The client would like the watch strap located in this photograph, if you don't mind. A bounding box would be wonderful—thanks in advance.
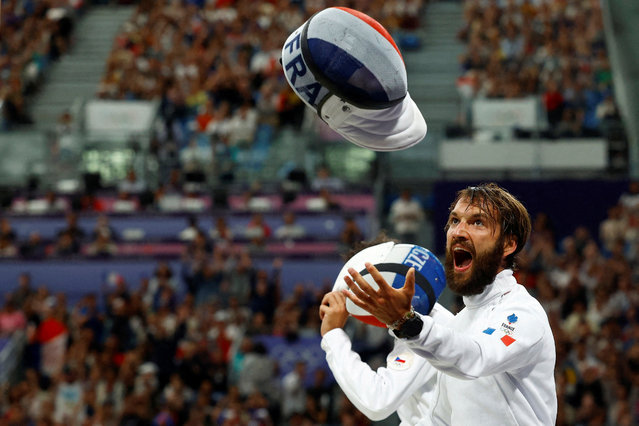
[387,306,416,330]
[392,314,424,339]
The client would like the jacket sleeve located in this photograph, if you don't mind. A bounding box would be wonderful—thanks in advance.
[429,302,454,324]
[321,328,436,421]
[404,301,547,380]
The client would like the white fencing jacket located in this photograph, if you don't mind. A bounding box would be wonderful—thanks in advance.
[406,269,557,425]
[321,303,454,425]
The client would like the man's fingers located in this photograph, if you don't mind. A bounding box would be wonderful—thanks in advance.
[344,274,373,303]
[347,267,379,298]
[332,290,347,307]
[342,275,374,313]
[341,288,369,311]
[404,267,416,296]
[320,291,348,319]
[322,293,331,305]
[319,304,329,320]
[365,262,393,294]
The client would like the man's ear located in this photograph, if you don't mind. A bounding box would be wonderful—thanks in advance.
[503,237,517,258]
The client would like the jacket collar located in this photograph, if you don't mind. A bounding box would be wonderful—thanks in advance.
[463,269,517,308]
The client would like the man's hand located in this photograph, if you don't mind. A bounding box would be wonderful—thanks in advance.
[343,262,415,327]
[319,291,349,336]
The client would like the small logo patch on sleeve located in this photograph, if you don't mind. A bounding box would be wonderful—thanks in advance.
[483,327,496,335]
[387,351,414,371]
[501,335,516,346]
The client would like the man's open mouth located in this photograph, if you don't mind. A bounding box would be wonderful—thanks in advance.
[453,247,473,272]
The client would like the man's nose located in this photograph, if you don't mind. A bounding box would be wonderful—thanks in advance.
[451,221,470,238]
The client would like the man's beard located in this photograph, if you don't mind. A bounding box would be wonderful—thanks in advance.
[444,238,504,296]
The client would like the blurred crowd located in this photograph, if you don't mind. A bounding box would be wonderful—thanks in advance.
[0,0,81,130]
[0,164,370,260]
[96,0,426,185]
[0,246,389,425]
[0,206,365,260]
[4,183,639,424]
[510,182,639,426]
[456,0,619,138]
[1,0,425,135]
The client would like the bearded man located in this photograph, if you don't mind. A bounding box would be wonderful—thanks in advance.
[342,183,557,425]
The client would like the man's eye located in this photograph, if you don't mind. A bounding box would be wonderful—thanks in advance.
[474,219,483,226]
[450,218,459,225]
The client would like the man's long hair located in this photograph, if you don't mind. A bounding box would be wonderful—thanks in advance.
[446,183,531,270]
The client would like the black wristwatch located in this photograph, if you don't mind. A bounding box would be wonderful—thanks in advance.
[392,313,424,339]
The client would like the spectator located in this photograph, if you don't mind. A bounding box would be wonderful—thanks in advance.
[179,215,202,242]
[20,231,46,260]
[0,217,17,243]
[556,108,583,138]
[236,340,277,398]
[53,366,84,424]
[162,373,194,414]
[86,228,118,258]
[179,139,211,178]
[154,184,184,213]
[619,181,639,211]
[44,191,69,214]
[311,165,344,193]
[388,188,425,243]
[599,204,626,254]
[281,360,308,420]
[245,212,271,248]
[19,369,54,422]
[118,169,146,195]
[174,339,211,394]
[91,214,117,242]
[596,93,619,128]
[36,298,69,378]
[181,231,213,294]
[189,258,225,307]
[500,22,524,61]
[134,362,160,398]
[52,230,78,257]
[0,298,26,335]
[238,183,274,212]
[208,216,234,248]
[94,366,125,417]
[112,189,139,213]
[192,99,217,133]
[339,216,364,254]
[57,212,85,251]
[275,211,306,241]
[307,368,333,423]
[249,267,281,325]
[543,79,565,130]
[228,250,254,305]
[145,262,180,312]
[2,90,34,128]
[0,234,18,258]
[227,100,258,149]
[12,272,34,306]
[307,188,341,212]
